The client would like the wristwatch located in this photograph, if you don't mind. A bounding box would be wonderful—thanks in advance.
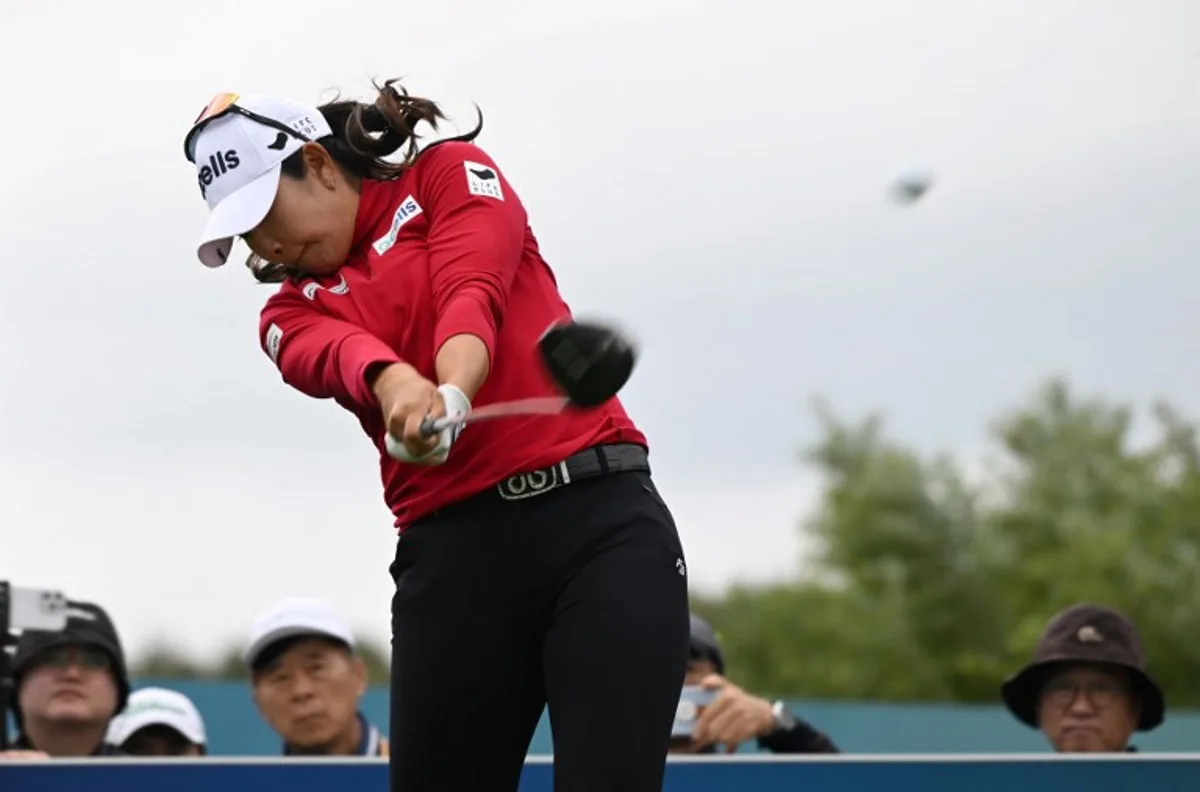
[771,700,797,733]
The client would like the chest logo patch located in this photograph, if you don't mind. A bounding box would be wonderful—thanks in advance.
[372,195,424,256]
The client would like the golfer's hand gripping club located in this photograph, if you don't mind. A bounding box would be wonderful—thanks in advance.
[419,414,459,437]
[384,384,471,464]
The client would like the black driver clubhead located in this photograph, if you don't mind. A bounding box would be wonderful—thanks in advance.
[537,319,637,408]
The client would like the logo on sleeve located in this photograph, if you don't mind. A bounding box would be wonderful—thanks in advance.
[464,161,504,201]
[372,195,424,255]
[264,323,283,364]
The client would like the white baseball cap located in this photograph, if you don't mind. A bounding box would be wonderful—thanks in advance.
[105,687,207,747]
[186,93,333,269]
[244,597,356,669]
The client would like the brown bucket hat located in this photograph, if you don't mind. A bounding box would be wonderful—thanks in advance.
[1001,603,1165,731]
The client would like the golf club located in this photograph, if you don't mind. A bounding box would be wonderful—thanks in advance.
[384,319,637,459]
[423,395,573,431]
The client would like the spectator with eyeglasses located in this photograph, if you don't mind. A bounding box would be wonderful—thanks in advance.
[1000,603,1165,753]
[2,602,129,758]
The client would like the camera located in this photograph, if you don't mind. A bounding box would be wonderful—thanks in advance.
[671,685,719,739]
[1,581,71,750]
[4,584,71,633]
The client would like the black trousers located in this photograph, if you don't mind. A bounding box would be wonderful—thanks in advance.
[387,453,690,792]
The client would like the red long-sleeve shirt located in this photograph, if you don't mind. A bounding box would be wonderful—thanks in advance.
[258,140,647,530]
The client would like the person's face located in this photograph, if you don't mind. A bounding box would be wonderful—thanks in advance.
[242,143,359,277]
[251,638,367,752]
[120,725,204,757]
[1038,663,1141,753]
[18,644,118,726]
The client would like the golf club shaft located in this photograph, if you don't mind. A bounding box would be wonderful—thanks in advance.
[419,396,570,436]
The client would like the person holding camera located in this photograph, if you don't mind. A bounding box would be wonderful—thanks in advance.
[2,602,128,759]
[671,616,838,755]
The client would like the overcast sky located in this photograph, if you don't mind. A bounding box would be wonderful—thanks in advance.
[3,0,1199,663]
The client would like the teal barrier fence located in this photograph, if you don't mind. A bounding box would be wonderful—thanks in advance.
[4,755,1199,792]
[115,679,1199,755]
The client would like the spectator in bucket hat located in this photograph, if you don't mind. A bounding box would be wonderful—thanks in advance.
[1001,603,1165,753]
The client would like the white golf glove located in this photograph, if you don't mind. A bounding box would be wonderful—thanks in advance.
[385,384,471,465]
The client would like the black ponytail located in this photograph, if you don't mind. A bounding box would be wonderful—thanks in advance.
[247,78,483,284]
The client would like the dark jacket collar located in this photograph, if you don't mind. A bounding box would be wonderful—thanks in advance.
[12,732,120,756]
[282,713,384,757]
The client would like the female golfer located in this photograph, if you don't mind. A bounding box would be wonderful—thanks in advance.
[182,83,690,791]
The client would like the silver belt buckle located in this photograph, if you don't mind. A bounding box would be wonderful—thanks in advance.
[497,461,572,501]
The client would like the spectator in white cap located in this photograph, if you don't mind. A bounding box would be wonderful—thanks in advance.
[104,687,207,756]
[246,597,388,757]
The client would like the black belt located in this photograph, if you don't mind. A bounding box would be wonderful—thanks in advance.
[496,443,649,501]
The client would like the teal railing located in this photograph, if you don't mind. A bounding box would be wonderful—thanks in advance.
[126,679,1199,756]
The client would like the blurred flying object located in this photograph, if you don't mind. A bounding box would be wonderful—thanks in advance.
[887,164,934,205]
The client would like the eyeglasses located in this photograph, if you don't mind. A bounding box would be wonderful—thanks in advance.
[33,645,112,672]
[184,92,311,164]
[1042,678,1127,709]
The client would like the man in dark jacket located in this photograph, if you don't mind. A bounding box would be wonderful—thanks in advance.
[3,601,129,758]
[672,615,838,754]
[1001,603,1165,753]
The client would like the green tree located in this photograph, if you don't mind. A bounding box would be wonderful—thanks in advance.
[356,640,391,684]
[700,378,1200,706]
[982,381,1200,702]
[130,643,212,679]
[212,646,250,680]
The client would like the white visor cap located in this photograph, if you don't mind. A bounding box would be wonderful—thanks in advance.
[189,95,332,268]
